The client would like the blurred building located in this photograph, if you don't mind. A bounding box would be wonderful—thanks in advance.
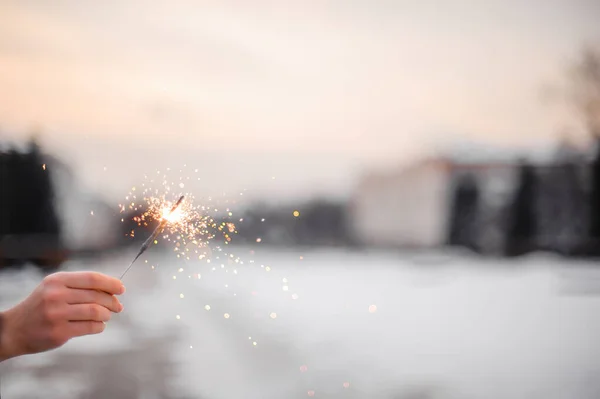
[348,141,576,253]
[349,158,452,249]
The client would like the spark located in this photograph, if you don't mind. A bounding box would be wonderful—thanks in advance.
[120,195,185,280]
[119,167,242,276]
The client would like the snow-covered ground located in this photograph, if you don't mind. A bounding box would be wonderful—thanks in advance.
[1,248,600,399]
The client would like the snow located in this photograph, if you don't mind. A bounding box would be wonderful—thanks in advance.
[1,248,600,398]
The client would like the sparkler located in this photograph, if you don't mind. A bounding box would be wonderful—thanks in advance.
[120,195,185,280]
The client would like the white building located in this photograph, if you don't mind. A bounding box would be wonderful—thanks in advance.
[349,158,452,248]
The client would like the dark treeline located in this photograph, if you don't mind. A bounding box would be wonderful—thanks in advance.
[227,199,353,248]
[7,137,600,262]
[446,139,600,257]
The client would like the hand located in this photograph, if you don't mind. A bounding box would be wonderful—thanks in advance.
[0,271,125,361]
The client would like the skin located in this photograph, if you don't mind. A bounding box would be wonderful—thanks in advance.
[0,271,125,361]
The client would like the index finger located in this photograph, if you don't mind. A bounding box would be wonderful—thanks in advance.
[61,271,125,295]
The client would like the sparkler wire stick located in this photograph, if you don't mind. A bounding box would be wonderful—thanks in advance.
[119,195,185,280]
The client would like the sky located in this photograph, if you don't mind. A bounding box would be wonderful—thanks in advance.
[0,0,599,202]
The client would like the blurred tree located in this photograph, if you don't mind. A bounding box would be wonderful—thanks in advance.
[572,47,600,247]
[569,47,600,138]
[0,136,64,269]
[27,137,61,236]
[292,200,349,246]
[590,144,600,243]
[540,47,600,253]
[447,173,480,251]
[232,199,351,247]
[505,160,537,257]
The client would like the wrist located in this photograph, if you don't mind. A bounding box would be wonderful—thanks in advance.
[0,309,21,361]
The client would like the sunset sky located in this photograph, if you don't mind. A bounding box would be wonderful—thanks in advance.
[0,0,599,201]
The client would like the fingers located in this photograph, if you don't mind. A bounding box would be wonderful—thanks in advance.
[69,321,106,338]
[66,289,124,313]
[57,271,125,295]
[67,304,112,322]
